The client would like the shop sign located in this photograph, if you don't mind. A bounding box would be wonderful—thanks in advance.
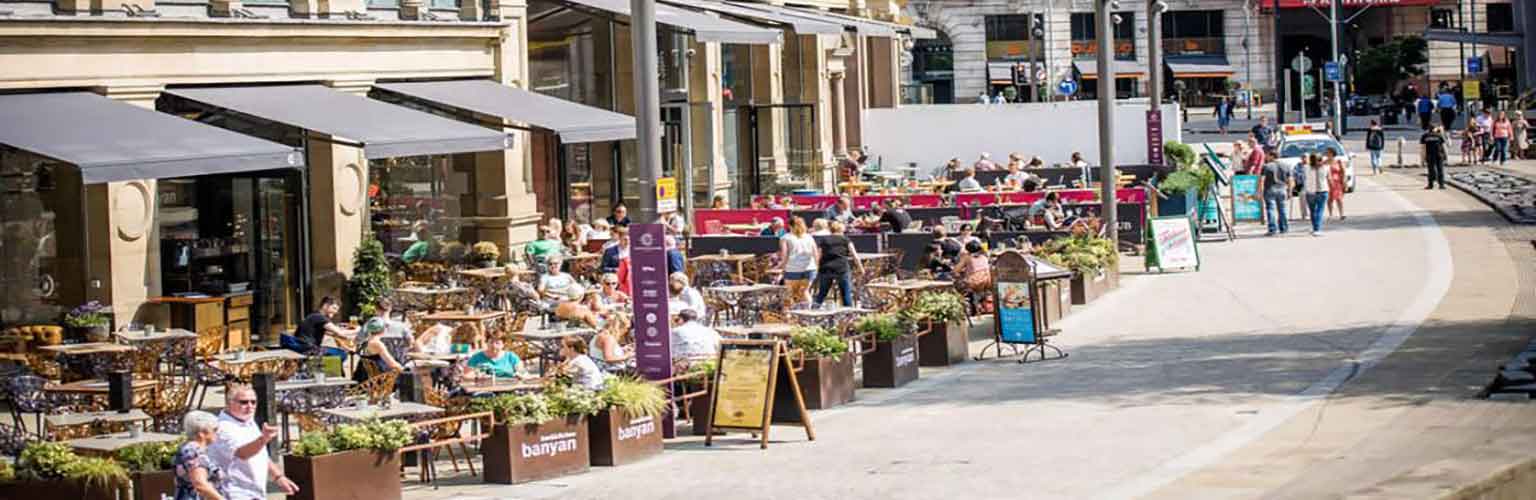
[655,177,678,213]
[996,280,1037,344]
[1464,81,1481,100]
[1146,110,1164,166]
[1147,216,1200,271]
[1231,174,1263,221]
[630,223,673,437]
[706,339,814,449]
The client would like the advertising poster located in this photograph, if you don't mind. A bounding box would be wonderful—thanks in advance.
[1231,174,1262,221]
[656,177,678,213]
[713,346,774,429]
[995,281,1037,344]
[1150,216,1200,271]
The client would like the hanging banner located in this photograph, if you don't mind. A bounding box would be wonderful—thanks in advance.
[656,177,678,214]
[1231,174,1262,221]
[1149,216,1200,271]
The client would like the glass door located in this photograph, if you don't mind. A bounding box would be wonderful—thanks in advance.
[252,174,304,343]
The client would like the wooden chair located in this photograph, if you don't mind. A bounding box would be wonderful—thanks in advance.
[346,363,399,405]
[419,384,478,477]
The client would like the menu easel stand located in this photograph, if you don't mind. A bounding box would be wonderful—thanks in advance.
[985,251,1069,364]
[705,339,815,449]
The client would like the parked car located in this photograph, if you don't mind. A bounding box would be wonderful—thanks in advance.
[1276,124,1355,193]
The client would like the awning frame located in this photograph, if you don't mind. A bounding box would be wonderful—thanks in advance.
[372,80,638,144]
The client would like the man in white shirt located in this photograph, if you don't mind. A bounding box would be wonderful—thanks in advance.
[670,309,721,361]
[208,384,299,499]
[667,272,707,319]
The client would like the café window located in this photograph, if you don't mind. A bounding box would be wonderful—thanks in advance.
[1070,12,1135,61]
[0,151,83,328]
[368,155,471,259]
[985,14,1044,61]
[1487,3,1513,32]
[1161,11,1224,55]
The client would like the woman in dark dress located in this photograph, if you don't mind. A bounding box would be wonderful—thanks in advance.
[813,221,865,307]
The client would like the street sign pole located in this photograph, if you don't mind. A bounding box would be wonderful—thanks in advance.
[632,0,661,225]
[1096,0,1117,249]
[1329,0,1343,135]
[1147,0,1163,116]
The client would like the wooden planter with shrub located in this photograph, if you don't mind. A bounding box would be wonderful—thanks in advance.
[773,351,854,422]
[284,449,401,500]
[483,417,591,483]
[862,333,918,388]
[906,293,971,367]
[1,442,129,500]
[1070,266,1120,305]
[283,418,413,500]
[130,470,174,500]
[0,478,120,499]
[1036,229,1120,306]
[114,441,179,500]
[590,376,667,466]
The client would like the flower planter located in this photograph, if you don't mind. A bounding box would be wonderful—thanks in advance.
[1037,280,1071,322]
[131,470,174,500]
[1157,190,1198,218]
[862,333,919,388]
[917,321,969,367]
[588,408,663,467]
[1070,266,1120,305]
[0,478,120,500]
[283,449,401,500]
[72,325,110,343]
[772,352,854,423]
[482,417,590,484]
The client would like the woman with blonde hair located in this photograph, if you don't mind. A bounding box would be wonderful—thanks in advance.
[778,217,819,307]
[1324,149,1347,220]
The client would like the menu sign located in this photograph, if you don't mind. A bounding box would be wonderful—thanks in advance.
[629,223,672,431]
[712,345,774,429]
[1148,216,1200,271]
[996,281,1037,344]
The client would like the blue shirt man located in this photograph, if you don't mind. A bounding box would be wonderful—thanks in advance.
[1417,96,1433,114]
[1436,91,1457,109]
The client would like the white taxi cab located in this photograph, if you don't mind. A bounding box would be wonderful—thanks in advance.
[1274,123,1355,193]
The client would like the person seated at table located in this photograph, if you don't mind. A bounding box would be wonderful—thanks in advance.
[400,221,433,264]
[749,197,768,210]
[1026,156,1045,169]
[1068,152,1089,167]
[286,296,357,357]
[663,211,687,236]
[956,223,982,248]
[1034,193,1069,230]
[664,234,687,275]
[560,219,585,252]
[559,336,608,391]
[710,195,728,209]
[585,219,613,245]
[918,243,953,280]
[838,147,864,182]
[466,336,521,379]
[606,203,631,227]
[668,272,707,319]
[525,225,563,267]
[879,199,913,233]
[951,168,983,193]
[599,225,629,273]
[669,309,721,365]
[776,195,797,209]
[353,319,405,382]
[358,298,417,348]
[973,152,999,171]
[810,218,831,236]
[538,256,602,329]
[413,323,459,356]
[952,240,993,296]
[941,157,962,179]
[589,321,633,374]
[931,225,962,263]
[760,217,787,237]
[596,273,631,308]
[824,196,855,224]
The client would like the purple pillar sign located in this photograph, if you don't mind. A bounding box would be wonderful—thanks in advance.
[628,223,673,435]
[1146,109,1165,166]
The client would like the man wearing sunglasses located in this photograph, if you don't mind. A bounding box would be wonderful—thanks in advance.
[208,384,299,499]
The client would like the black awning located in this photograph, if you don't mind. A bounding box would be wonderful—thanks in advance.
[166,85,512,159]
[375,80,636,143]
[0,92,301,183]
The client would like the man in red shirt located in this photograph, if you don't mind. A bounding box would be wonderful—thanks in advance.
[1243,138,1266,174]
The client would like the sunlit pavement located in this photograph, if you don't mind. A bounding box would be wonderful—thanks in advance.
[396,157,1536,499]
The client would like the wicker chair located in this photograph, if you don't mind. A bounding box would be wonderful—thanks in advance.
[4,374,50,437]
[419,384,478,476]
[0,421,34,457]
[191,335,231,408]
[144,376,195,434]
[345,363,399,405]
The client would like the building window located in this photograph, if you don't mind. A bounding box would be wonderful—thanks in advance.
[985,14,1043,61]
[1487,3,1514,32]
[1161,10,1224,55]
[1429,8,1454,29]
[0,152,82,328]
[1070,12,1135,61]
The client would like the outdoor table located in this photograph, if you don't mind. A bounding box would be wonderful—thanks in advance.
[46,378,159,406]
[722,222,768,235]
[393,286,472,312]
[114,328,198,373]
[868,279,954,309]
[216,349,305,382]
[421,310,507,349]
[566,252,603,281]
[457,267,535,281]
[39,342,137,355]
[46,409,152,430]
[114,328,198,344]
[40,342,138,381]
[690,253,758,283]
[838,181,873,195]
[716,323,794,339]
[788,307,872,331]
[511,328,595,375]
[64,431,181,456]
[705,284,785,324]
[324,401,443,422]
[458,377,542,394]
[274,377,356,442]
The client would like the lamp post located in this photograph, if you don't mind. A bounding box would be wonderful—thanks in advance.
[1097,0,1118,249]
[632,0,661,224]
[1147,0,1164,115]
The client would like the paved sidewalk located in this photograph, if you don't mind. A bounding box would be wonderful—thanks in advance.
[402,166,1533,500]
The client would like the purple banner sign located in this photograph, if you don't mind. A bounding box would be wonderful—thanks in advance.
[628,223,673,435]
[1146,110,1165,167]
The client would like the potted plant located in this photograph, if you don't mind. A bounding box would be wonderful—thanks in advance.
[590,376,666,466]
[64,301,111,342]
[283,418,412,500]
[856,313,919,388]
[905,292,970,367]
[473,384,595,484]
[1037,222,1120,305]
[773,326,854,422]
[114,441,177,500]
[470,241,502,268]
[346,234,393,319]
[437,241,469,264]
[0,442,129,499]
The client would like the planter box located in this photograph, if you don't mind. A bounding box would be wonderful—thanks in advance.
[688,385,713,436]
[132,470,174,500]
[483,418,590,484]
[284,449,401,500]
[773,352,855,422]
[0,478,120,500]
[589,408,663,466]
[917,321,969,367]
[1070,266,1120,305]
[1036,280,1071,323]
[1157,190,1198,218]
[862,334,919,388]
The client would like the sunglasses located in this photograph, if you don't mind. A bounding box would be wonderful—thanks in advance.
[233,399,257,405]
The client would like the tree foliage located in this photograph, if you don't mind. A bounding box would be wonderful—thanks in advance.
[1353,36,1428,95]
[345,233,392,317]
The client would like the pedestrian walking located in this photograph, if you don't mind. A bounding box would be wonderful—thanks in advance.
[1325,149,1347,220]
[1476,109,1495,163]
[778,217,819,307]
[1258,156,1292,236]
[1492,112,1513,165]
[1302,154,1330,236]
[1251,116,1274,148]
[1420,125,1449,190]
[1214,96,1234,136]
[208,385,300,500]
[1460,124,1479,166]
[1436,87,1458,130]
[813,221,863,307]
[1417,95,1434,130]
[1365,120,1386,174]
[1243,138,1266,175]
[1513,112,1530,160]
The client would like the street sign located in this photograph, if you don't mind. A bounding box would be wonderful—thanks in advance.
[655,176,677,213]
[1467,57,1483,74]
[1057,79,1078,96]
[1290,54,1312,74]
[1324,62,1342,82]
[1464,81,1481,100]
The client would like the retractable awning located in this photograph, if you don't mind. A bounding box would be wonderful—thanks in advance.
[166,85,512,159]
[1165,55,1235,78]
[726,2,893,37]
[662,0,844,35]
[555,0,781,44]
[0,92,301,183]
[787,6,938,39]
[1073,59,1146,78]
[375,80,637,143]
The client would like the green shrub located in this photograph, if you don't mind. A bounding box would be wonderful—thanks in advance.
[113,442,178,472]
[600,376,668,417]
[1164,140,1196,169]
[544,383,604,417]
[345,233,393,317]
[790,326,846,358]
[1037,233,1118,276]
[471,393,554,426]
[905,292,968,325]
[17,442,77,481]
[63,457,129,492]
[854,313,908,342]
[290,433,334,458]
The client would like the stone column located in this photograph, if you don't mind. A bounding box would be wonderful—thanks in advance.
[487,0,541,248]
[305,135,367,305]
[689,39,729,205]
[865,36,899,109]
[843,34,867,151]
[86,85,164,327]
[828,70,847,191]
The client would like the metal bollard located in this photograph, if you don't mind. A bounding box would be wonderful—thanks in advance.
[1396,137,1405,168]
